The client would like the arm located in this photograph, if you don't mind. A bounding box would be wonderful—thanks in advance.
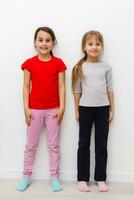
[58,71,66,111]
[23,69,34,125]
[106,66,114,122]
[107,91,114,122]
[54,71,66,124]
[23,69,30,110]
[74,93,81,121]
[72,77,82,121]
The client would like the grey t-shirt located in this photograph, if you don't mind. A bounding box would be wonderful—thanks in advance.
[73,61,113,107]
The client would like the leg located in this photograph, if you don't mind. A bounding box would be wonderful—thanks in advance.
[78,106,94,185]
[23,109,44,177]
[44,108,62,192]
[45,108,60,179]
[94,106,109,192]
[17,109,44,191]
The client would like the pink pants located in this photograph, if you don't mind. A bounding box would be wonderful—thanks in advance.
[23,108,60,178]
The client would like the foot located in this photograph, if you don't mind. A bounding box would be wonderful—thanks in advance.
[16,177,31,191]
[78,181,90,192]
[51,179,62,192]
[96,181,109,192]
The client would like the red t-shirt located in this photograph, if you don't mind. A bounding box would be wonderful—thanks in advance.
[21,55,67,109]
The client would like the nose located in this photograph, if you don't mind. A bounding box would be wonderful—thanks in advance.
[92,44,97,49]
[42,41,47,46]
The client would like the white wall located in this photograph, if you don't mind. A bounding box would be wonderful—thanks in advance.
[0,0,134,182]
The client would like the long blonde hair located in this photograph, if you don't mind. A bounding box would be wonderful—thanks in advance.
[72,31,104,90]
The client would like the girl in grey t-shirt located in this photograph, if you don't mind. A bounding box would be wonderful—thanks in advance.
[72,30,114,192]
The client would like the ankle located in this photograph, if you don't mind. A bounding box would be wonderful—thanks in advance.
[51,179,62,192]
[96,181,109,192]
[16,177,31,191]
[78,181,90,192]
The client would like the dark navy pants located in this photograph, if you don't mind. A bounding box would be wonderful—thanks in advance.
[77,106,109,181]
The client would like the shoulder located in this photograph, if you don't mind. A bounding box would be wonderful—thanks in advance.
[21,56,37,71]
[22,56,37,65]
[52,56,67,71]
[101,61,112,71]
[52,56,65,64]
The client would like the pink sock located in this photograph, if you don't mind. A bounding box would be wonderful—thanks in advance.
[97,181,109,192]
[78,181,90,192]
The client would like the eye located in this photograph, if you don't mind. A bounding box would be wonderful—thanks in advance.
[46,39,51,42]
[88,43,93,46]
[38,38,43,42]
[96,43,101,46]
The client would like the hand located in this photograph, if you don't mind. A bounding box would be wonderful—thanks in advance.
[108,110,114,122]
[53,108,64,124]
[24,108,34,126]
[75,109,79,121]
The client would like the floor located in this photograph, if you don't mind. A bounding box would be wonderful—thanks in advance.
[0,180,134,200]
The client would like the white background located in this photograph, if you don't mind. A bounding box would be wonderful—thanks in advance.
[0,0,134,182]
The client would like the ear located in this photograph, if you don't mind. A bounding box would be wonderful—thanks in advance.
[83,47,86,51]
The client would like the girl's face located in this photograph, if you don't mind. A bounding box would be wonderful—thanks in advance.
[34,30,53,56]
[84,35,103,61]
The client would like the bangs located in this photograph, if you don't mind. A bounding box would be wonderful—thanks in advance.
[86,34,102,43]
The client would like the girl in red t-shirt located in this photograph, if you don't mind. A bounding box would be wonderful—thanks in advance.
[17,27,67,192]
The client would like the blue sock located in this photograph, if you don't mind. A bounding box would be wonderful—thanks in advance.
[51,179,62,192]
[16,177,31,191]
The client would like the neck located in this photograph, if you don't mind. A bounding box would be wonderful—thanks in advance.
[38,53,51,61]
[86,56,100,63]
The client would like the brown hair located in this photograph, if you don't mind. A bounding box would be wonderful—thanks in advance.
[34,27,57,55]
[72,30,104,91]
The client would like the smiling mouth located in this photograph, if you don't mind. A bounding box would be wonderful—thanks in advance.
[40,47,49,50]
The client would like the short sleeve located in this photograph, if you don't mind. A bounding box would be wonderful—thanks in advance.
[73,77,82,94]
[57,58,67,73]
[106,66,113,92]
[21,58,32,72]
